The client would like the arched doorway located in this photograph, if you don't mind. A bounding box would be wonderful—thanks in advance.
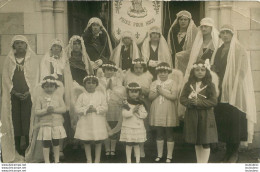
[68,1,204,47]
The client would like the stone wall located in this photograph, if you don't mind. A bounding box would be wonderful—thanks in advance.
[0,0,68,73]
[206,1,260,148]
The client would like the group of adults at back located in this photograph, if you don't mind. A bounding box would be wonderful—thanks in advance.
[1,10,256,163]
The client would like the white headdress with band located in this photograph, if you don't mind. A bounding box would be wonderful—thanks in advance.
[84,17,112,54]
[110,31,140,68]
[167,10,198,72]
[141,26,173,67]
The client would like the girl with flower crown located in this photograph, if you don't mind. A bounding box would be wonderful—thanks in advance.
[34,76,67,163]
[123,58,152,158]
[180,59,218,163]
[149,62,181,163]
[74,75,108,163]
[120,82,147,163]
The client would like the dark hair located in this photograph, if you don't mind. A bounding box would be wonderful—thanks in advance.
[172,15,190,34]
[130,58,147,73]
[155,62,172,75]
[126,82,142,96]
[83,75,99,87]
[149,32,161,38]
[102,60,117,72]
[41,75,59,88]
[73,39,81,44]
[219,30,233,38]
[187,60,214,98]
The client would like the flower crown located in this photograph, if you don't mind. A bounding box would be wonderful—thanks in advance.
[83,75,98,83]
[132,61,146,65]
[126,85,141,90]
[102,64,117,70]
[155,66,172,71]
[192,59,211,70]
[41,79,58,85]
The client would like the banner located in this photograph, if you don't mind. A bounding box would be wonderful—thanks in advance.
[111,0,163,45]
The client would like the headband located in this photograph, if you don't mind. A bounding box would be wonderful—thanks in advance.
[41,79,59,86]
[132,61,146,65]
[192,59,211,70]
[127,85,142,90]
[102,64,117,70]
[83,75,98,83]
[155,66,172,71]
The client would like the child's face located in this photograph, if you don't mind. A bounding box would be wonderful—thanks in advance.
[43,83,56,94]
[122,37,132,46]
[150,32,160,42]
[194,67,206,80]
[104,68,115,78]
[73,40,82,52]
[13,40,27,54]
[158,70,169,82]
[84,79,97,93]
[133,64,144,76]
[128,90,139,100]
[92,23,101,35]
[51,44,62,57]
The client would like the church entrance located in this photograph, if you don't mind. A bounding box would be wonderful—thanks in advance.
[67,1,204,47]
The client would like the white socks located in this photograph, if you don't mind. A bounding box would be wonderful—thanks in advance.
[94,143,102,163]
[167,142,174,159]
[140,143,145,158]
[156,140,164,158]
[43,148,50,163]
[53,146,60,163]
[126,145,132,163]
[134,145,140,163]
[84,144,92,163]
[195,145,210,163]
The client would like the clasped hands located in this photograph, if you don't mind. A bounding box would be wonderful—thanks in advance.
[13,91,30,101]
[92,59,103,70]
[85,105,97,114]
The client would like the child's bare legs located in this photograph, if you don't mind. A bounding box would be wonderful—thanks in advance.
[84,142,92,163]
[94,141,102,163]
[166,127,174,163]
[155,127,164,162]
[133,144,140,163]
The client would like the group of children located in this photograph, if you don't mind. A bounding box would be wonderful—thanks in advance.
[35,55,218,164]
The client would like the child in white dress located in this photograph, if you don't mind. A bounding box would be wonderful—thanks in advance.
[74,75,108,163]
[149,62,180,163]
[35,76,67,163]
[120,82,147,163]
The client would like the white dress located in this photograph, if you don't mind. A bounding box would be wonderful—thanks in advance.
[120,103,147,143]
[74,90,108,141]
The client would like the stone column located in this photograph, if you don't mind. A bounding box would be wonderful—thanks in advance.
[41,1,55,52]
[63,2,68,45]
[207,1,220,29]
[219,1,233,28]
[54,2,65,42]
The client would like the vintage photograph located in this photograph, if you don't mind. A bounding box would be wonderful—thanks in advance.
[0,0,259,165]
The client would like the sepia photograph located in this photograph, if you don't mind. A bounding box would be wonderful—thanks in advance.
[0,0,259,170]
